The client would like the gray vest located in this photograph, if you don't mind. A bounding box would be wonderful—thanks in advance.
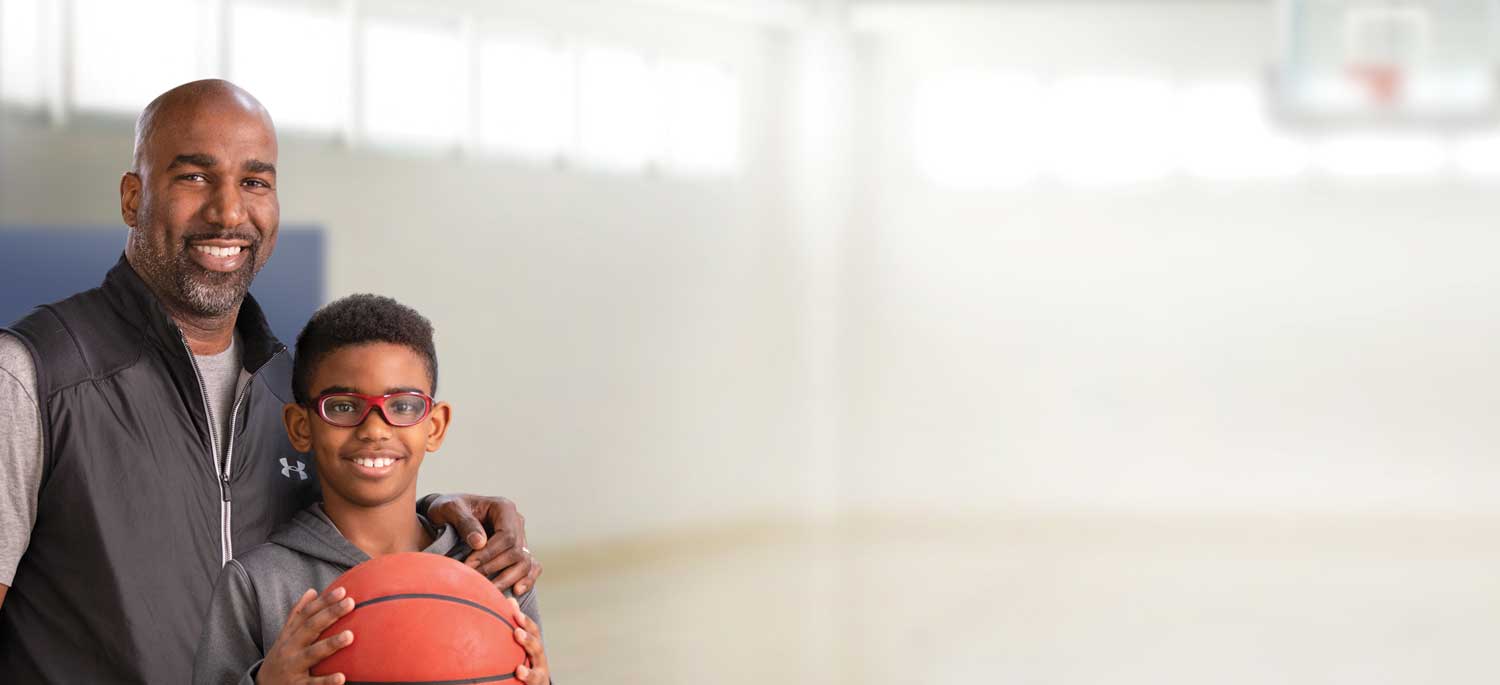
[0,257,320,683]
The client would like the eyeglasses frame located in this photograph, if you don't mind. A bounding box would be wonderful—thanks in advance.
[309,391,436,428]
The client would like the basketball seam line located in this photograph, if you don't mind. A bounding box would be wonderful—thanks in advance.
[351,592,518,631]
[344,674,515,685]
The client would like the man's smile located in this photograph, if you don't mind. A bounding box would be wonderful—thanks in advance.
[186,237,253,273]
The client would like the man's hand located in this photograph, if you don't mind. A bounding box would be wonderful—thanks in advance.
[426,494,542,594]
[256,587,354,685]
[510,598,551,685]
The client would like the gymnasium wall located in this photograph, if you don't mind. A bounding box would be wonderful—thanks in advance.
[842,2,1500,516]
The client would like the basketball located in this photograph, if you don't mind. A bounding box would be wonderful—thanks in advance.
[311,552,530,683]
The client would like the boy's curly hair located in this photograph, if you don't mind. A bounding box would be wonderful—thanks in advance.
[291,293,438,405]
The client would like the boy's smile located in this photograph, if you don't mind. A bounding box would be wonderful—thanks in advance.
[283,342,451,510]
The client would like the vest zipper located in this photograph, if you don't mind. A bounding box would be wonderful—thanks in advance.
[219,375,258,562]
[179,334,231,566]
[181,334,287,566]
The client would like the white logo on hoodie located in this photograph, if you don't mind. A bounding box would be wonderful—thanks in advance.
[280,458,308,480]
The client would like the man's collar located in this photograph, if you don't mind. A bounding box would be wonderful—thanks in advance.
[102,254,285,372]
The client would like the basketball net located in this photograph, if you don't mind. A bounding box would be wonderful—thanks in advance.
[1347,62,1404,108]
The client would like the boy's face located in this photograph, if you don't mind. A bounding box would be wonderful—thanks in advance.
[282,342,450,510]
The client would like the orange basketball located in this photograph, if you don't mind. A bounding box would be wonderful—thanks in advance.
[311,552,529,683]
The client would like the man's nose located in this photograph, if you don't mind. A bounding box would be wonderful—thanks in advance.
[204,180,247,228]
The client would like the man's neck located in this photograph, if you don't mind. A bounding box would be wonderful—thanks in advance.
[173,310,239,356]
[322,493,434,559]
[125,255,242,355]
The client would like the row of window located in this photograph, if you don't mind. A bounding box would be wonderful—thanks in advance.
[0,0,741,175]
[915,72,1500,188]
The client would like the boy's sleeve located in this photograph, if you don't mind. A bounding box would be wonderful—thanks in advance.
[516,586,543,637]
[193,560,267,685]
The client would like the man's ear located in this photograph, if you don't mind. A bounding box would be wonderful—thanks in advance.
[119,172,142,228]
[283,403,313,452]
[425,402,452,452]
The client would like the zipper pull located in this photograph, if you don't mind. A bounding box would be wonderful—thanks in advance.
[221,473,231,502]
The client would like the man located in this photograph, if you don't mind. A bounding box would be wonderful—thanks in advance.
[0,80,541,682]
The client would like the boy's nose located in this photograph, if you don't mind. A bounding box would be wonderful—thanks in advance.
[355,410,396,438]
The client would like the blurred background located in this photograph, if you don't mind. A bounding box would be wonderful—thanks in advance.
[5,0,1500,681]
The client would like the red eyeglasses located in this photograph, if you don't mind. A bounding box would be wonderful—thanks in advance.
[311,391,435,428]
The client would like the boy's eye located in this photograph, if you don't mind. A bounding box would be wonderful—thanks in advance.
[389,397,426,416]
[328,400,359,414]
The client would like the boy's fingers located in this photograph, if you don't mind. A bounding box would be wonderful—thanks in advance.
[301,629,354,665]
[303,596,355,636]
[295,587,346,624]
[305,673,346,685]
[514,626,543,659]
[281,588,318,629]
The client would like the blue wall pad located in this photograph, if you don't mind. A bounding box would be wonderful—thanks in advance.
[1,226,325,349]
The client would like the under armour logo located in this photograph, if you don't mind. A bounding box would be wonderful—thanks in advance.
[280,458,308,480]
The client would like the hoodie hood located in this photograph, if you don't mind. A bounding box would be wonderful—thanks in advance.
[267,504,462,569]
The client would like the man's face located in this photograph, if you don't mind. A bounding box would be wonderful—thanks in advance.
[284,343,450,510]
[122,101,279,318]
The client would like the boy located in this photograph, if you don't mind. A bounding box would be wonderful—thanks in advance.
[192,294,549,685]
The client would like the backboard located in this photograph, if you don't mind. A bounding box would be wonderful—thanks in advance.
[1271,0,1500,129]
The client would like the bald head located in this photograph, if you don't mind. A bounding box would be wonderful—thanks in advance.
[132,79,275,172]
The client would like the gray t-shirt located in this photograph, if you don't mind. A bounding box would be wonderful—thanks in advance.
[0,331,248,585]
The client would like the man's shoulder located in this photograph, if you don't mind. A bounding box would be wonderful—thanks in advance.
[4,287,142,391]
[0,333,37,386]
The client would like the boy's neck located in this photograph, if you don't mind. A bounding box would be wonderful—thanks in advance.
[321,493,434,559]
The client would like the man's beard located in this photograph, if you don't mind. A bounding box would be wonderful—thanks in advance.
[170,247,259,316]
[130,222,262,318]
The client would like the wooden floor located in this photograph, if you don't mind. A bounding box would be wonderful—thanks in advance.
[538,514,1500,684]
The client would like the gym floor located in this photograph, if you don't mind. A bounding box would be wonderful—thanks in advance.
[542,514,1500,683]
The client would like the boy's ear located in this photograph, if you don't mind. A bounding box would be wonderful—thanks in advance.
[283,403,313,452]
[424,401,452,452]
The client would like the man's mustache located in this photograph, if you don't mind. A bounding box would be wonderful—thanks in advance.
[180,231,260,246]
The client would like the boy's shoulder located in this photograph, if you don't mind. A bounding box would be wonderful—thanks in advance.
[229,539,314,578]
[227,506,364,597]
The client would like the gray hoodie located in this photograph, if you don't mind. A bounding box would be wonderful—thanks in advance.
[192,504,542,685]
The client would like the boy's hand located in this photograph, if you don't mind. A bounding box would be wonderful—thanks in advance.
[256,587,355,685]
[509,597,551,685]
[427,493,542,594]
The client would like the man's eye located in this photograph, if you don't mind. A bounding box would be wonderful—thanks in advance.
[179,173,207,182]
[243,178,271,189]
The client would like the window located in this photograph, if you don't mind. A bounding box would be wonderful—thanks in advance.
[1453,132,1500,178]
[72,0,217,113]
[1045,75,1177,187]
[912,70,1046,189]
[660,60,739,175]
[1314,133,1447,177]
[477,35,573,160]
[1,0,45,107]
[228,1,349,134]
[1177,81,1310,180]
[360,18,465,147]
[577,46,658,172]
